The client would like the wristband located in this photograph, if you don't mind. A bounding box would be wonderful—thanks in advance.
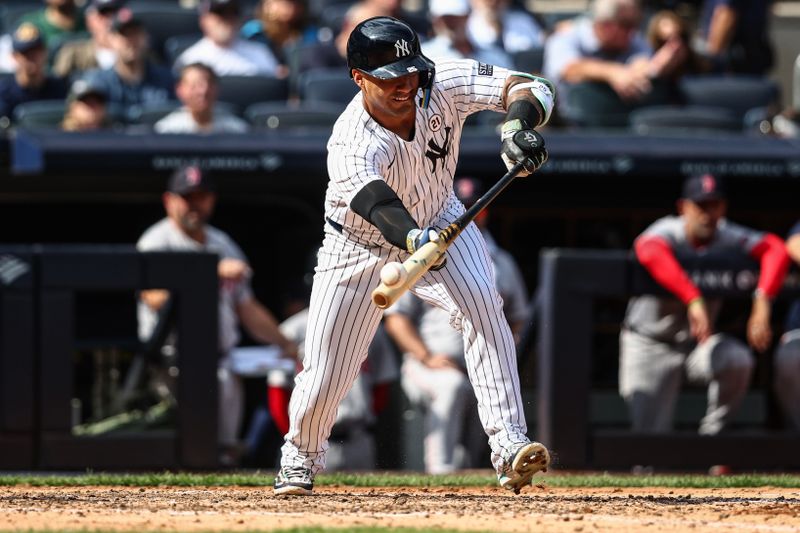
[753,288,769,301]
[688,297,704,309]
[501,100,537,139]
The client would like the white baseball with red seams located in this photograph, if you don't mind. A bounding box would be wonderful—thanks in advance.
[380,261,407,286]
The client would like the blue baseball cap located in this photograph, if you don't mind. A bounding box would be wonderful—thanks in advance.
[682,173,726,203]
[11,23,44,53]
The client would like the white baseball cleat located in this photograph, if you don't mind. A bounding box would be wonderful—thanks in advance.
[273,465,315,496]
[497,441,550,494]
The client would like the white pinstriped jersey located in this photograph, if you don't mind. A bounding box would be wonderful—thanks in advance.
[280,57,537,478]
[325,58,510,246]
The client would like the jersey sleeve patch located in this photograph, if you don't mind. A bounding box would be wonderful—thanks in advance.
[477,63,494,76]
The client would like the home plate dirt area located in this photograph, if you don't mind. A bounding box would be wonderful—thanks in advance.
[1,485,800,532]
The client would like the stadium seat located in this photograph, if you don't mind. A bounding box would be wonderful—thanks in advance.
[298,68,357,108]
[12,99,66,129]
[0,3,38,34]
[629,105,744,135]
[216,75,289,113]
[563,81,633,128]
[163,33,202,67]
[679,76,780,119]
[127,2,201,63]
[127,100,239,125]
[244,101,342,131]
[511,47,545,74]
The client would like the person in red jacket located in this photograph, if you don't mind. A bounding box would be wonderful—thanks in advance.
[620,173,790,434]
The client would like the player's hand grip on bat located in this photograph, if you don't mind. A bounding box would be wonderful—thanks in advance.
[406,227,447,270]
[500,126,548,176]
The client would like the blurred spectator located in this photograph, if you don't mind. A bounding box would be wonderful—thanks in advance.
[773,222,800,431]
[155,63,248,133]
[240,0,319,67]
[620,174,790,434]
[61,76,110,131]
[697,0,773,75]
[84,9,174,122]
[137,165,299,466]
[422,0,513,68]
[296,2,381,73]
[543,0,681,119]
[770,52,799,138]
[0,23,68,121]
[351,0,430,38]
[383,177,529,473]
[645,10,711,80]
[0,35,16,73]
[466,0,545,55]
[273,306,398,471]
[18,0,88,48]
[52,0,124,80]
[175,0,282,77]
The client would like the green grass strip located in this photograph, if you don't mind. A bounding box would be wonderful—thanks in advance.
[1,471,800,488]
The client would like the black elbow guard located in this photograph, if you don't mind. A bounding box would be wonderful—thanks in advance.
[351,180,417,249]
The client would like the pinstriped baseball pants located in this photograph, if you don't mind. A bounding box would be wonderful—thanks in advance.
[280,202,530,475]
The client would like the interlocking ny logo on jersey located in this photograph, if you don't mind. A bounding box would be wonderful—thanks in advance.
[425,126,452,172]
[394,39,411,57]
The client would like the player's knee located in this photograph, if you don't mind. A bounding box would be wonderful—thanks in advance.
[711,337,754,374]
[774,338,800,383]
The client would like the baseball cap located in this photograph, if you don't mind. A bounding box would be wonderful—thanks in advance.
[199,0,241,15]
[167,165,216,195]
[11,23,44,54]
[110,8,144,33]
[88,0,126,13]
[67,77,109,104]
[682,173,726,203]
[454,177,485,208]
[429,0,469,17]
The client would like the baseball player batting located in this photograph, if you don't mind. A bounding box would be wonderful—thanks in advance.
[274,16,554,496]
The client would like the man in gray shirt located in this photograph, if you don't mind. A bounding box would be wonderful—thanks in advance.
[543,0,683,121]
[155,63,249,134]
[138,165,297,466]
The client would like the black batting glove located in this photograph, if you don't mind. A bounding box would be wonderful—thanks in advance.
[500,123,548,176]
[406,227,447,271]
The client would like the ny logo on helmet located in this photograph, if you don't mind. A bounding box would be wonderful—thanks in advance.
[395,39,411,57]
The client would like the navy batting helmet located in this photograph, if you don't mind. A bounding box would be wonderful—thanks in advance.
[347,16,435,107]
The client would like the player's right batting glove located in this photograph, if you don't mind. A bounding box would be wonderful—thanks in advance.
[500,123,548,176]
[406,227,447,271]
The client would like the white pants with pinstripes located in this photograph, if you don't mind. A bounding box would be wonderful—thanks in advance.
[280,202,530,475]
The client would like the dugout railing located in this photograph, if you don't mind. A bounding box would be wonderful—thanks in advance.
[538,249,800,470]
[0,246,219,470]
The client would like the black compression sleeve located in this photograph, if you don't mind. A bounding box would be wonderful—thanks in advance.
[350,180,418,250]
[505,99,541,129]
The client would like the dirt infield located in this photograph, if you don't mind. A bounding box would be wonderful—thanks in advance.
[1,484,800,532]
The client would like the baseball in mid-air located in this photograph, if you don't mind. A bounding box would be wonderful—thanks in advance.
[380,262,407,287]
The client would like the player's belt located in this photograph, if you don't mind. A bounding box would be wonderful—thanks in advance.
[326,217,343,233]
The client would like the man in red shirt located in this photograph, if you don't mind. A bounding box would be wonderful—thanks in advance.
[620,174,790,434]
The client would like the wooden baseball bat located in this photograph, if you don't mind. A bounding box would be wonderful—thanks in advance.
[371,161,526,309]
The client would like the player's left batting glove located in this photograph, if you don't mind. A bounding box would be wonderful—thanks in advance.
[500,122,548,176]
[406,227,447,271]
